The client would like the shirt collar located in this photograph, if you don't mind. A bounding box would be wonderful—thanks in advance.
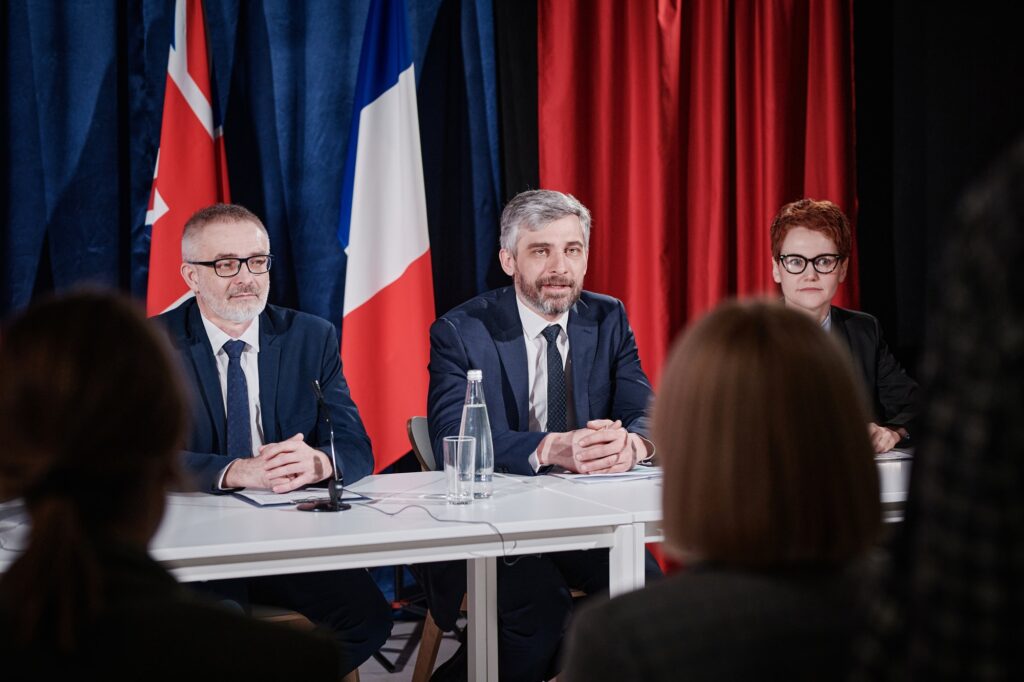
[821,309,832,332]
[515,294,569,340]
[199,312,261,353]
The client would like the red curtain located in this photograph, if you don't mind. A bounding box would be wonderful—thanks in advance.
[538,0,858,386]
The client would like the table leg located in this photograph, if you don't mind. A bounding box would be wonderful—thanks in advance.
[467,556,498,680]
[608,522,639,596]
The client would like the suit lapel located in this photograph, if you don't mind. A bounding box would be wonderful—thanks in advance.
[568,299,597,428]
[490,288,531,430]
[258,310,281,444]
[829,306,851,346]
[185,301,228,451]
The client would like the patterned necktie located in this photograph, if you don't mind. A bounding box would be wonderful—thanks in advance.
[541,325,568,433]
[223,340,252,457]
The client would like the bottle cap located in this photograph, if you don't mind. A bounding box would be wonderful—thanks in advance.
[467,369,483,381]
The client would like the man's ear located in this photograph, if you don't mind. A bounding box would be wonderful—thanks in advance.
[838,258,849,283]
[180,263,200,292]
[499,249,516,277]
[771,258,782,284]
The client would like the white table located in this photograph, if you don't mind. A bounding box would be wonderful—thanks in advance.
[1,458,907,678]
[500,472,663,591]
[0,471,640,680]
[512,454,911,590]
[876,453,912,522]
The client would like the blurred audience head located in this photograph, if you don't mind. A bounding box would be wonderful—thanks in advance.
[654,299,880,567]
[0,290,187,649]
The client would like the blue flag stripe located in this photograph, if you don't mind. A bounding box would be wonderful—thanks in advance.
[338,0,413,250]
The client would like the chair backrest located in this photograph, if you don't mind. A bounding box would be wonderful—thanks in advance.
[406,416,436,471]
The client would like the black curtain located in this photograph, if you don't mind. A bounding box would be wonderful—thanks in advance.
[855,0,1024,372]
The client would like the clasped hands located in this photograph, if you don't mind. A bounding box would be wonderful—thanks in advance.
[538,419,647,474]
[868,422,905,454]
[222,433,333,493]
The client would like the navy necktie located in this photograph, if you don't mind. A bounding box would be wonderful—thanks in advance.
[541,325,568,433]
[223,340,252,457]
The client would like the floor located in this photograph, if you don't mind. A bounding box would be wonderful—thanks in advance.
[358,617,463,681]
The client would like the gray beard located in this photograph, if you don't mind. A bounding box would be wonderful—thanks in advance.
[204,288,268,323]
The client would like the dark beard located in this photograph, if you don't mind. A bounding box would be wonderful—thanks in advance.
[516,274,581,316]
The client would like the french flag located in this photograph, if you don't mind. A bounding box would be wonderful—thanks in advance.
[339,0,435,472]
[145,0,229,316]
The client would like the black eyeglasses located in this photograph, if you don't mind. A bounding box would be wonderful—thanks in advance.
[777,253,842,275]
[188,254,274,278]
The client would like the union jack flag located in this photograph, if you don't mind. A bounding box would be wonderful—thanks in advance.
[146,0,229,316]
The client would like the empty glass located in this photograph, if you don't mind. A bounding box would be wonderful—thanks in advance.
[443,435,476,504]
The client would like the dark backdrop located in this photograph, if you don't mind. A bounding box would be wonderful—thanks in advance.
[854,0,1024,373]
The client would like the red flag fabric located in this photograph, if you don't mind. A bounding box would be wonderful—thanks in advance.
[146,0,229,316]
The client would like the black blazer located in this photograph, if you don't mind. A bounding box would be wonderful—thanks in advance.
[562,566,865,682]
[0,543,340,680]
[158,298,374,491]
[830,306,920,430]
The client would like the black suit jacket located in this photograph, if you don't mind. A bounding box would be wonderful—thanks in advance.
[831,306,920,430]
[427,286,654,475]
[562,565,865,681]
[158,298,373,491]
[0,542,339,680]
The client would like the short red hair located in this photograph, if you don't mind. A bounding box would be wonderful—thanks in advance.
[769,199,852,260]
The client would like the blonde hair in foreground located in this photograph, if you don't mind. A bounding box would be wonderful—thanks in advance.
[654,299,881,567]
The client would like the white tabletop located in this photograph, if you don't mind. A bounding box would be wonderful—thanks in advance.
[139,471,632,582]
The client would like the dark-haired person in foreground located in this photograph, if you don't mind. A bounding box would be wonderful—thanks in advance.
[0,291,338,679]
[156,203,390,675]
[770,199,920,452]
[562,300,882,681]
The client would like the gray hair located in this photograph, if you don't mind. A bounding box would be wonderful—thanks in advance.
[181,203,269,261]
[499,190,592,253]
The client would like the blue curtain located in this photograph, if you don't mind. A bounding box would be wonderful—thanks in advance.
[1,0,503,332]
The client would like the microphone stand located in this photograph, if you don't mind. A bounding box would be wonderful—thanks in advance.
[297,379,351,512]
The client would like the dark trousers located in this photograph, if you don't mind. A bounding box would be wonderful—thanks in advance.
[419,549,663,681]
[191,569,393,676]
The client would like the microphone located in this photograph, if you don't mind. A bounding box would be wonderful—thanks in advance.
[297,379,351,512]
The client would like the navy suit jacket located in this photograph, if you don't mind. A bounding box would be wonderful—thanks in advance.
[830,306,921,431]
[427,286,653,475]
[159,298,374,492]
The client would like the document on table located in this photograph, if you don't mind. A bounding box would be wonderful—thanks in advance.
[875,447,913,461]
[549,466,662,484]
[233,488,371,507]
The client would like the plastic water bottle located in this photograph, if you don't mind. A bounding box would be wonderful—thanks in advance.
[460,369,494,498]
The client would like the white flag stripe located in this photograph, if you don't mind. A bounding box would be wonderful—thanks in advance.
[343,65,430,316]
[160,289,195,314]
[166,0,214,139]
[145,187,169,226]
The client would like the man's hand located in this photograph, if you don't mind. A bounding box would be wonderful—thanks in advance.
[868,422,901,454]
[537,419,639,474]
[222,433,333,493]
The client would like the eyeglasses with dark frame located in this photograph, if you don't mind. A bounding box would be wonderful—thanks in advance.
[777,253,843,275]
[188,254,274,278]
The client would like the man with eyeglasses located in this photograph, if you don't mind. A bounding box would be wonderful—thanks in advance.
[156,203,391,676]
[770,198,920,453]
